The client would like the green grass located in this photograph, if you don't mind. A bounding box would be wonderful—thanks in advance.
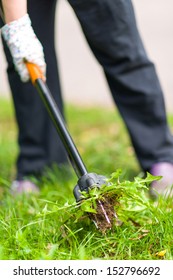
[0,97,173,260]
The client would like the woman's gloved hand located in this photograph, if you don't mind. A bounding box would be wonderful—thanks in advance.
[1,13,46,82]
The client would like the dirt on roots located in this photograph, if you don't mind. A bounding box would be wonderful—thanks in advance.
[88,194,120,233]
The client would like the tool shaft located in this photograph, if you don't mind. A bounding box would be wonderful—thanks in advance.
[35,78,88,178]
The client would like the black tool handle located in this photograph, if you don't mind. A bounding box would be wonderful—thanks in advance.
[26,62,88,178]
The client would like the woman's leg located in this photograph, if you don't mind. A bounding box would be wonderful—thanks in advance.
[68,0,173,171]
[2,0,68,179]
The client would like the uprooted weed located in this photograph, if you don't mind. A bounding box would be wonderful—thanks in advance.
[59,170,166,233]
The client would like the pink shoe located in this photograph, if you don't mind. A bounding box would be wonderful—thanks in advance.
[149,162,173,199]
[10,180,40,195]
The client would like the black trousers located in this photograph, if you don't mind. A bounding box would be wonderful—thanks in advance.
[1,0,173,178]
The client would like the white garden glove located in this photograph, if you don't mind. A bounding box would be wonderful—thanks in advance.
[1,13,46,82]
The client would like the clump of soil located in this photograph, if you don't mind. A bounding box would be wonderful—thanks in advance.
[88,193,121,233]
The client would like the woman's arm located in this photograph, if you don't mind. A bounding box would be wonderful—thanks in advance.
[2,0,27,23]
[1,0,46,82]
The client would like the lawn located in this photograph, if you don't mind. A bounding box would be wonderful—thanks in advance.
[0,97,173,260]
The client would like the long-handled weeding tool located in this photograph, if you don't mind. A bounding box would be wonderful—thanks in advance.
[26,62,116,231]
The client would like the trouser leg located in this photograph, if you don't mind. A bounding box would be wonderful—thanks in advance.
[68,0,173,171]
[1,0,68,179]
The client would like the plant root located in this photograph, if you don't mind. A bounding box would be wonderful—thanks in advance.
[88,193,121,233]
